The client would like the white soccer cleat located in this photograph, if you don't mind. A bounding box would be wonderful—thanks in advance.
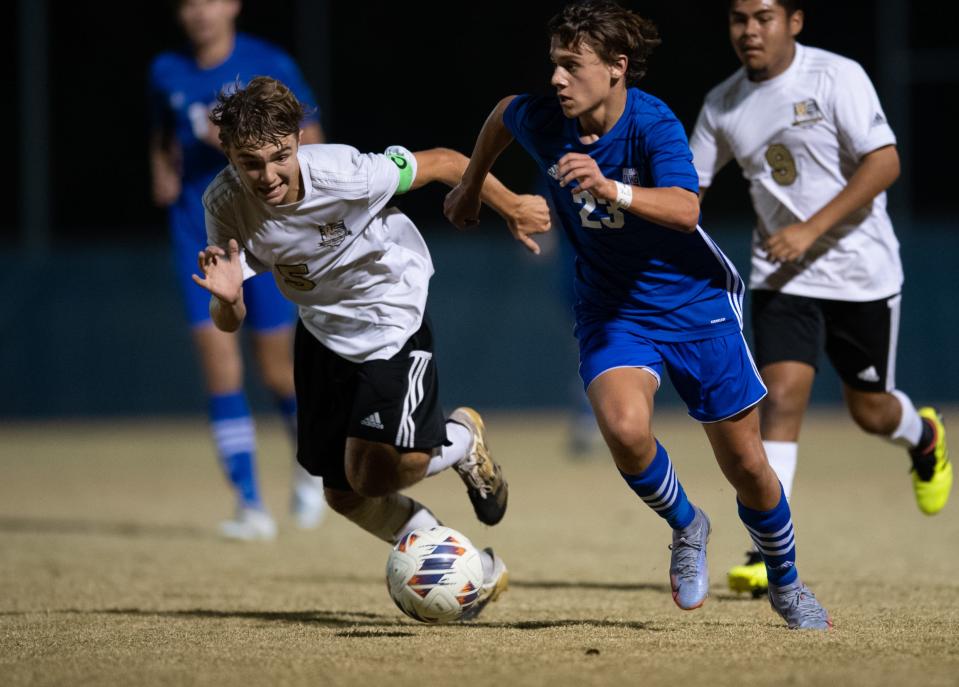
[460,547,509,621]
[219,507,277,541]
[291,466,327,530]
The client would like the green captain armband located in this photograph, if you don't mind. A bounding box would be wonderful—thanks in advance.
[385,145,417,195]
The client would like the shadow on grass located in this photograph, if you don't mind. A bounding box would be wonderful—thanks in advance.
[0,516,210,540]
[511,579,671,593]
[34,608,662,632]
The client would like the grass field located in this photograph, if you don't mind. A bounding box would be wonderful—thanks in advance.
[2,411,958,686]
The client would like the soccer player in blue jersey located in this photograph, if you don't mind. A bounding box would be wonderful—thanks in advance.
[148,0,326,539]
[445,0,830,629]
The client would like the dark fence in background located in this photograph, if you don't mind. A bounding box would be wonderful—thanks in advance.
[1,219,955,417]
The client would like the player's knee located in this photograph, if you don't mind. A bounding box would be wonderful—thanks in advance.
[598,407,654,455]
[345,442,407,498]
[324,488,363,516]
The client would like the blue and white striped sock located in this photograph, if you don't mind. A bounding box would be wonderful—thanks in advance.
[209,392,261,509]
[738,485,798,587]
[619,440,696,530]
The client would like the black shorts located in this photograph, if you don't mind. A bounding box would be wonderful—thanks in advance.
[751,290,901,392]
[293,316,447,492]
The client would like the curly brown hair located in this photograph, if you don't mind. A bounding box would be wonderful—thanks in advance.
[547,0,662,85]
[209,76,309,150]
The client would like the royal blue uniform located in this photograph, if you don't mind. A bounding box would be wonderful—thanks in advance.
[148,34,319,329]
[504,89,765,421]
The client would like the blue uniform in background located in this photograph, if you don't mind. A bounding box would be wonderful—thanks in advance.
[148,33,319,330]
[504,89,765,422]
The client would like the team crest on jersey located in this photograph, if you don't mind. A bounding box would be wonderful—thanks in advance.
[792,99,823,127]
[547,163,560,180]
[621,168,639,185]
[317,220,351,248]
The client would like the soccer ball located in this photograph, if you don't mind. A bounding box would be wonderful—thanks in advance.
[386,526,485,623]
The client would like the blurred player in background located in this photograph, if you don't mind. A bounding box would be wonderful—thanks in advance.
[148,0,326,540]
[690,0,952,596]
[446,0,830,630]
[194,77,550,616]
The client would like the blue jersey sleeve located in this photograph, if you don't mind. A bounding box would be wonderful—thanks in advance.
[146,56,172,133]
[502,94,533,143]
[643,115,699,194]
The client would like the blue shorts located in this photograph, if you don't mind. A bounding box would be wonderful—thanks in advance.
[170,198,296,331]
[576,319,767,423]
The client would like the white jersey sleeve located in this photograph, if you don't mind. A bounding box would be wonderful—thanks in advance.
[690,97,734,189]
[829,60,896,159]
[308,144,402,218]
[202,171,269,280]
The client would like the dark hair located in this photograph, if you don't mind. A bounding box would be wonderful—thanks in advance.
[728,0,803,15]
[547,0,662,85]
[209,76,308,150]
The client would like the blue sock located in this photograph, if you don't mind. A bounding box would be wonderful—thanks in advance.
[209,392,260,509]
[737,485,798,587]
[276,394,297,443]
[619,440,695,530]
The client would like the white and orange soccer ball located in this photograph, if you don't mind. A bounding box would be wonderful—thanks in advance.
[386,526,485,623]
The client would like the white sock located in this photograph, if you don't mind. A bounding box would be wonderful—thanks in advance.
[888,389,923,448]
[292,461,323,495]
[763,440,798,501]
[425,420,472,476]
[394,505,440,543]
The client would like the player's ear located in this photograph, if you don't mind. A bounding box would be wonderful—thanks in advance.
[609,55,628,83]
[789,10,804,38]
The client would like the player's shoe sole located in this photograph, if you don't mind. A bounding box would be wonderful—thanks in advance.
[450,407,508,526]
[460,547,508,621]
[728,553,768,598]
[913,407,952,515]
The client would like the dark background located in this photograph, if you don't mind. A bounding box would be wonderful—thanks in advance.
[8,0,956,240]
[4,0,957,416]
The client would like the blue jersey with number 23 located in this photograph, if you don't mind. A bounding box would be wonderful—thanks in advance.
[504,89,744,342]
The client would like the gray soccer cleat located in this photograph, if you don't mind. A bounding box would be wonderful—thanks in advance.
[768,579,832,630]
[450,407,508,526]
[669,506,711,610]
[460,547,508,621]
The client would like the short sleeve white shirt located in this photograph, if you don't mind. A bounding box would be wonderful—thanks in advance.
[690,44,903,301]
[203,144,433,362]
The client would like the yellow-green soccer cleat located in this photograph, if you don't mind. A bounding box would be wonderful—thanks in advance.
[727,550,768,597]
[912,407,952,515]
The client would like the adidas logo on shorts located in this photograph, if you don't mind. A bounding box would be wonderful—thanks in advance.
[857,366,880,383]
[360,412,385,430]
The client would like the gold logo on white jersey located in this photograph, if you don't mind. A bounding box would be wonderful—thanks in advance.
[792,99,823,127]
[317,220,351,248]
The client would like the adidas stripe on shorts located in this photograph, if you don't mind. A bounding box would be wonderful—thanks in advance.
[751,289,902,392]
[292,315,448,492]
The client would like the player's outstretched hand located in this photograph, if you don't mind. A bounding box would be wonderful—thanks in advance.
[443,183,483,229]
[557,152,616,202]
[764,222,819,263]
[506,194,551,255]
[192,239,244,304]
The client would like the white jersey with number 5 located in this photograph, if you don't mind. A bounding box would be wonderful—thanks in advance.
[690,43,903,301]
[203,143,432,363]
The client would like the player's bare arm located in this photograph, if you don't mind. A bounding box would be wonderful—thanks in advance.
[192,239,247,332]
[148,130,182,207]
[556,152,700,233]
[444,96,519,230]
[417,147,549,254]
[765,145,900,262]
